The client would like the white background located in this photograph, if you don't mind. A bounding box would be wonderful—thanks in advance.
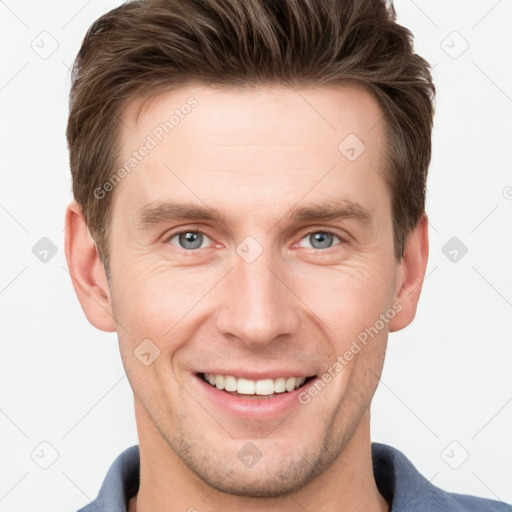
[1,1,511,510]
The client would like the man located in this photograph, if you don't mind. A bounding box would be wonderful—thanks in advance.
[64,0,509,510]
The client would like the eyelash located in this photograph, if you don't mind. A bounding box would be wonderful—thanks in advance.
[164,228,346,251]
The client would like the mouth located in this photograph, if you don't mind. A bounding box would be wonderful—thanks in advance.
[198,372,316,399]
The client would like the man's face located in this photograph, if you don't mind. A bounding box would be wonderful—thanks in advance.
[107,83,401,495]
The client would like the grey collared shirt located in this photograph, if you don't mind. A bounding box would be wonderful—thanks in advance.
[76,443,510,511]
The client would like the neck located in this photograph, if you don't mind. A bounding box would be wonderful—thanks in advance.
[130,402,388,512]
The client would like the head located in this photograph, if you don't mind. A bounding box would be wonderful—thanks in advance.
[65,0,433,499]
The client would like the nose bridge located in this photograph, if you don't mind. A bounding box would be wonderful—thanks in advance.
[215,240,298,347]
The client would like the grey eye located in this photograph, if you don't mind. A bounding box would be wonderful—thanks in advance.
[301,231,340,249]
[170,231,208,250]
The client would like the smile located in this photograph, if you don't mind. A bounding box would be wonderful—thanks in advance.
[201,372,314,399]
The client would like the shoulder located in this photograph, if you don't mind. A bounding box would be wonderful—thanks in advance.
[76,445,140,512]
[444,491,511,512]
[371,443,511,512]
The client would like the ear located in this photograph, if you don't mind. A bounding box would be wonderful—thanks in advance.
[389,213,429,332]
[64,200,116,332]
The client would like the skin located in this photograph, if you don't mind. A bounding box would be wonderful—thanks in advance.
[65,83,429,512]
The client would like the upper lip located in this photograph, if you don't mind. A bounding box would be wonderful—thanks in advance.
[196,370,316,380]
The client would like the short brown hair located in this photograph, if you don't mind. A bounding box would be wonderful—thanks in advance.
[66,0,435,273]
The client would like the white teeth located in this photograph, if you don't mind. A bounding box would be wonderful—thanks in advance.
[285,377,296,392]
[215,374,225,390]
[255,378,274,396]
[224,375,237,392]
[237,378,255,395]
[203,373,310,395]
[274,377,286,393]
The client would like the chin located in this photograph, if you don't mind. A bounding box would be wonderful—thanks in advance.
[173,437,341,499]
[191,463,316,498]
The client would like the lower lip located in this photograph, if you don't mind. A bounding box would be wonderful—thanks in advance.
[194,374,316,420]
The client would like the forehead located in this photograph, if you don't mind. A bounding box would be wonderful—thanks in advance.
[124,81,385,148]
[113,82,388,222]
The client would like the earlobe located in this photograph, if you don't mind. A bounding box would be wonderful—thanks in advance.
[389,213,429,332]
[64,200,117,332]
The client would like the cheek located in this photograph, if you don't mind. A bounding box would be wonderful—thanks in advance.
[111,246,396,357]
[110,264,195,403]
[111,260,219,344]
[292,258,395,341]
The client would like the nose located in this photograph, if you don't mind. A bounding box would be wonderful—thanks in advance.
[214,243,300,349]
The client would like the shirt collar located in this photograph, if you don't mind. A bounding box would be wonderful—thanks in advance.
[78,442,508,512]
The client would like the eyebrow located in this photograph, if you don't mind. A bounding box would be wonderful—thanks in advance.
[135,199,373,230]
[136,202,227,230]
[289,200,373,225]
